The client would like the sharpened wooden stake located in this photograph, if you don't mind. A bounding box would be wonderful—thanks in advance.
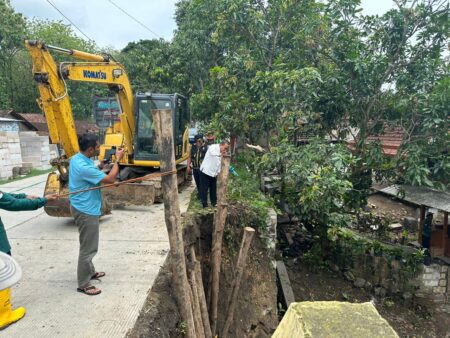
[222,227,255,338]
[208,154,231,335]
[191,246,212,338]
[152,109,196,338]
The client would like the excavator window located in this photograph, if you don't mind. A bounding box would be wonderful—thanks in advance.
[134,94,188,162]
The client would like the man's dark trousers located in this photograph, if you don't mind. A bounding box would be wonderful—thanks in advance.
[192,168,201,197]
[199,171,217,208]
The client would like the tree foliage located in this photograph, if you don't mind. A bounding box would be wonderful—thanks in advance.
[0,0,447,217]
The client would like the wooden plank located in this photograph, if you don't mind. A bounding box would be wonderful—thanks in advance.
[444,212,449,257]
[276,261,295,308]
[418,205,425,244]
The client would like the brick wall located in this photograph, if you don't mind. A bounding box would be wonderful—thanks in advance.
[417,264,449,303]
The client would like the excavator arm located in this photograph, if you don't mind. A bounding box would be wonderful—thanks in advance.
[24,40,135,159]
[25,40,190,218]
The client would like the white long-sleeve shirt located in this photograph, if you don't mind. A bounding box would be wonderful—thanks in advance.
[200,144,221,177]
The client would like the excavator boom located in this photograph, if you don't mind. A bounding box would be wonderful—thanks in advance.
[25,40,135,158]
[25,40,190,217]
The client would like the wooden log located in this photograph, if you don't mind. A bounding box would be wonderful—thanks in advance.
[188,269,205,338]
[444,212,448,256]
[208,154,231,335]
[222,227,255,338]
[190,246,212,338]
[152,109,196,338]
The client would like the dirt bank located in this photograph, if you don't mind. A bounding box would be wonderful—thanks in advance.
[127,207,278,337]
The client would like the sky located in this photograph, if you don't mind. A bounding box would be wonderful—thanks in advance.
[10,0,395,50]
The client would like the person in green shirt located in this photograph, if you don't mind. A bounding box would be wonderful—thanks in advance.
[0,191,56,255]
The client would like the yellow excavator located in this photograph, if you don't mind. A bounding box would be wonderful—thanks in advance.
[25,40,190,216]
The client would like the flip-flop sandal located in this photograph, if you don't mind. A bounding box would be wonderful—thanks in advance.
[77,285,101,296]
[91,272,106,280]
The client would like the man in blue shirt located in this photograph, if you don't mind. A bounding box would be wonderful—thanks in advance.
[69,133,124,296]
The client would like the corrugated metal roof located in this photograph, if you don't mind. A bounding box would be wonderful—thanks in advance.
[376,185,450,213]
[0,117,20,122]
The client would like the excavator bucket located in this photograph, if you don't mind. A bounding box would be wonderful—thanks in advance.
[103,164,188,207]
[43,165,187,217]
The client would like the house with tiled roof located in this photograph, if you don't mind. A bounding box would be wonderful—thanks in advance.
[0,110,99,136]
[347,124,404,158]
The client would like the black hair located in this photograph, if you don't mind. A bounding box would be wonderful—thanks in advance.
[78,133,99,151]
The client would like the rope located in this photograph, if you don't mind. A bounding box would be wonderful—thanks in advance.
[56,169,177,198]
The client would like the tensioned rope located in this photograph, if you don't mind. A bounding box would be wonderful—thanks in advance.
[56,169,177,198]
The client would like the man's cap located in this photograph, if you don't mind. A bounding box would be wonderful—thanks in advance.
[0,252,22,290]
[194,134,204,141]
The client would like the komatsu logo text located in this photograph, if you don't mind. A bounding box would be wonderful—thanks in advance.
[83,70,106,80]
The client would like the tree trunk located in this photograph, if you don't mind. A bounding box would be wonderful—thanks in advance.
[152,108,196,338]
[190,246,212,338]
[208,154,231,335]
[222,227,255,338]
[187,270,204,338]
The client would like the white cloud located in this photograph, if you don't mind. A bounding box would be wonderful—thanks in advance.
[10,0,178,49]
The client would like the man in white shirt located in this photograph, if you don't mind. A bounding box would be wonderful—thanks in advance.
[199,140,230,208]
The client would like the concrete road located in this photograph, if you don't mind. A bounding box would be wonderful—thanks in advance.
[0,173,193,338]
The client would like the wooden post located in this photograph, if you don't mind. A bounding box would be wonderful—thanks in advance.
[443,212,448,256]
[418,205,425,244]
[152,109,196,338]
[222,227,255,338]
[187,271,205,338]
[191,246,212,338]
[209,154,231,335]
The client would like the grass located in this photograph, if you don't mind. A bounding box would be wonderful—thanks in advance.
[0,168,54,185]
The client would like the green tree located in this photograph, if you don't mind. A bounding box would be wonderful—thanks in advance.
[0,0,26,109]
[19,19,107,119]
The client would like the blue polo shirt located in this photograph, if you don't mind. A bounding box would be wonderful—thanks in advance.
[69,152,106,216]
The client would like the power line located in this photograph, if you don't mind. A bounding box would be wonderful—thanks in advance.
[45,0,94,43]
[106,0,163,39]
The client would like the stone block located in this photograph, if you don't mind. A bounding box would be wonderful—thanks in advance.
[424,265,440,273]
[354,278,366,288]
[422,273,440,281]
[272,302,399,338]
[441,273,447,279]
[432,286,446,294]
[388,223,403,231]
[441,266,449,273]
[438,279,447,287]
[423,280,439,287]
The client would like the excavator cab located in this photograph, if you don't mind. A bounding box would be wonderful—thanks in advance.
[134,93,189,164]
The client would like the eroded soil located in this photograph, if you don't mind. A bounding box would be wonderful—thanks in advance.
[286,258,450,338]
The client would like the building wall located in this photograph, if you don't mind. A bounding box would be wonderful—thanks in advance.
[0,121,20,132]
[0,131,23,180]
[19,131,52,170]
